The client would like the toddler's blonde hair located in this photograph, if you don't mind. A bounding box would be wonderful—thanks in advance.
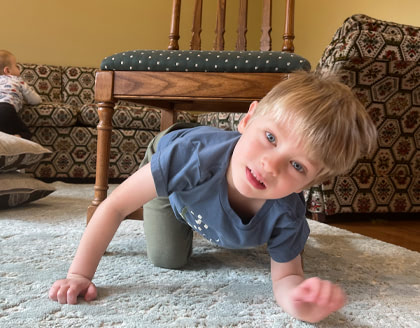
[0,50,14,75]
[253,71,377,185]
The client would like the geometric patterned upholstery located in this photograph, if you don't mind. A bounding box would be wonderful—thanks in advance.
[17,63,195,180]
[319,14,419,67]
[17,63,98,112]
[20,103,78,127]
[28,126,158,180]
[332,13,419,37]
[18,63,62,103]
[306,14,420,220]
[61,66,98,107]
[197,112,245,131]
[78,103,162,130]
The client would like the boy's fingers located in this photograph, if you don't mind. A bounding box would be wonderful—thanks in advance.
[292,277,321,303]
[48,284,59,301]
[67,287,79,305]
[84,283,97,301]
[317,280,332,306]
[56,286,70,304]
[49,278,95,304]
[331,285,347,310]
[304,277,322,302]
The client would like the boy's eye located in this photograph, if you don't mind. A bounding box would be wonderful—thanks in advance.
[291,161,304,173]
[265,131,276,143]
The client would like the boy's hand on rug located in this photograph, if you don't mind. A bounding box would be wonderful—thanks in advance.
[290,277,346,323]
[49,274,97,304]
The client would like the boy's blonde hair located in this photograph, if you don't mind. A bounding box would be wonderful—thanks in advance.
[253,71,377,185]
[0,50,14,75]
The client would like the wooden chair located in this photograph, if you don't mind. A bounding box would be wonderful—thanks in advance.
[87,0,310,223]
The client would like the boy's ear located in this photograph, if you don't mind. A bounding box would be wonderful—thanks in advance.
[3,66,10,75]
[238,101,258,133]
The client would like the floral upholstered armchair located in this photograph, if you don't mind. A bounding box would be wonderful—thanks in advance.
[306,14,419,221]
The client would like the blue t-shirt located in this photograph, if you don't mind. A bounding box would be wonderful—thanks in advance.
[151,126,309,263]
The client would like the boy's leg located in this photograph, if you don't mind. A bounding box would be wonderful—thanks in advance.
[143,197,193,269]
[141,123,198,269]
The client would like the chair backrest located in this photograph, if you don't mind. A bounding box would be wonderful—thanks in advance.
[168,0,295,52]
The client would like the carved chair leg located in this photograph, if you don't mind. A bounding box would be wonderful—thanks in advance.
[87,101,115,224]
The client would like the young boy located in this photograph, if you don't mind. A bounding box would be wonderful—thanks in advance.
[49,72,377,323]
[0,50,42,139]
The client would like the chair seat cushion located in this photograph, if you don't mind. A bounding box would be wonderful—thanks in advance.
[101,50,310,73]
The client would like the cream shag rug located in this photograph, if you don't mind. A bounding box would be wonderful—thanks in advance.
[0,182,419,328]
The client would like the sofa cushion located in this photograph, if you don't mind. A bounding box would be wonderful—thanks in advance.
[0,172,55,209]
[0,132,52,172]
[61,66,98,107]
[25,126,159,179]
[78,102,196,130]
[19,103,78,127]
[198,112,246,131]
[78,103,161,130]
[101,50,311,73]
[18,63,62,103]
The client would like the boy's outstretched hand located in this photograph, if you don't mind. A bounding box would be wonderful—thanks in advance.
[49,274,97,304]
[290,277,346,323]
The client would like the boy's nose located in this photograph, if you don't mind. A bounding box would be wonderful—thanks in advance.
[261,155,281,176]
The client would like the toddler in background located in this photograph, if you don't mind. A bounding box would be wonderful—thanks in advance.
[0,50,42,139]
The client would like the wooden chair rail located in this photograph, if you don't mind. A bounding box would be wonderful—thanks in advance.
[169,0,294,52]
[110,71,289,99]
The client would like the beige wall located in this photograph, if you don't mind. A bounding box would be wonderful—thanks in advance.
[1,0,419,69]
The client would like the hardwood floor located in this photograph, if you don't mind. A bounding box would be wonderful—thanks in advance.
[328,219,420,252]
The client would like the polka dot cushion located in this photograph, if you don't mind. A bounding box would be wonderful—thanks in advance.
[101,50,311,73]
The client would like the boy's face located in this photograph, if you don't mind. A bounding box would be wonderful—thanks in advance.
[227,102,320,201]
[5,55,20,76]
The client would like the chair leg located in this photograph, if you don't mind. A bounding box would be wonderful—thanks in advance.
[309,212,327,222]
[160,106,177,131]
[87,100,115,224]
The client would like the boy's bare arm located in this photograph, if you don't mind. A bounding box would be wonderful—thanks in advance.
[271,256,346,323]
[49,163,157,304]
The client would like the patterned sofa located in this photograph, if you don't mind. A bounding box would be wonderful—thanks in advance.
[306,14,419,221]
[17,63,194,181]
